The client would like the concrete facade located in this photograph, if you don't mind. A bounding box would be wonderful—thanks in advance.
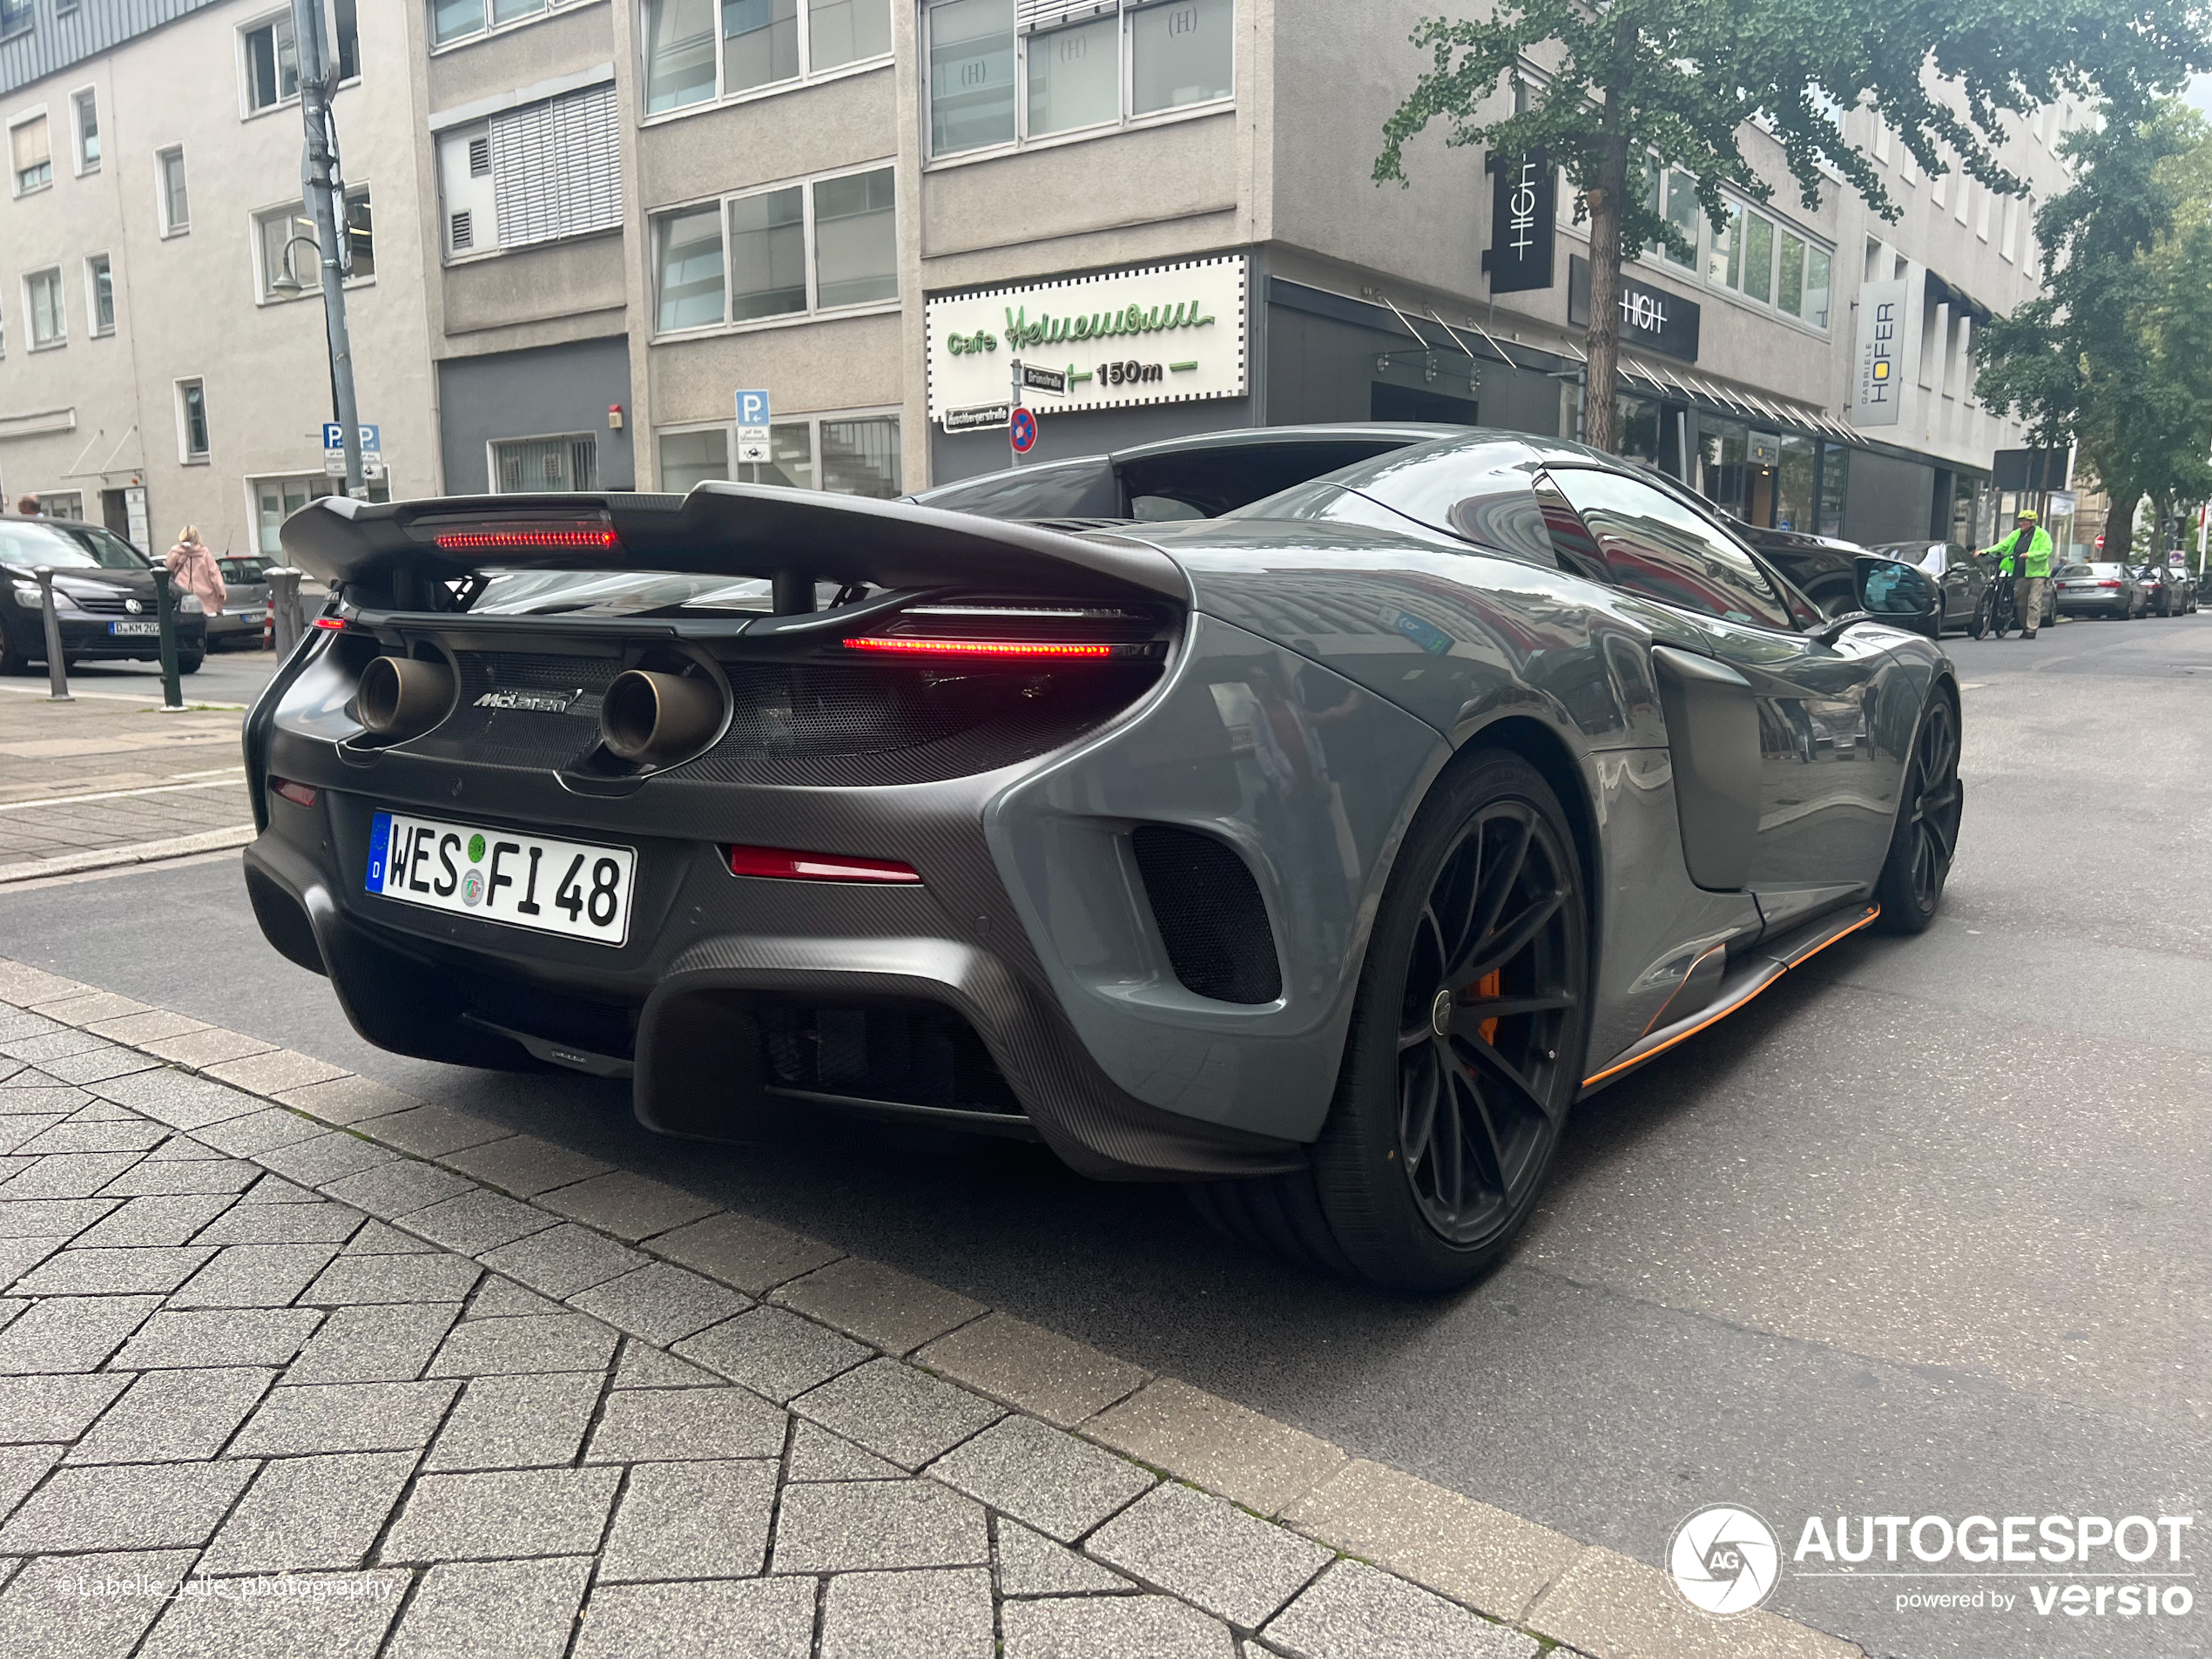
[3,0,2082,554]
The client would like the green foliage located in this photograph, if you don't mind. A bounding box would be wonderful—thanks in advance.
[1976,101,2212,556]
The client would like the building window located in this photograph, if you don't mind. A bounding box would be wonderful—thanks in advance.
[1775,230,1831,329]
[1656,167,1698,268]
[0,0,30,41]
[251,474,383,555]
[10,113,51,196]
[255,185,373,300]
[437,84,622,260]
[242,13,301,113]
[1644,178,1831,332]
[657,413,899,497]
[640,0,891,116]
[25,268,64,348]
[651,164,896,335]
[492,434,598,493]
[38,491,84,521]
[927,0,1232,159]
[434,0,556,49]
[158,147,191,234]
[72,91,99,172]
[86,254,114,335]
[177,379,212,462]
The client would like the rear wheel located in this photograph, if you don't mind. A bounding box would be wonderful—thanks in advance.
[1195,752,1591,1292]
[1967,591,1990,640]
[1874,695,1961,935]
[0,624,31,676]
[178,652,204,675]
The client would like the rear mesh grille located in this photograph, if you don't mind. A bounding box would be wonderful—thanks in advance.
[1131,826,1282,1005]
[759,999,1022,1115]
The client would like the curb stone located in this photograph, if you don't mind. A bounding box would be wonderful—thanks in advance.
[0,954,1866,1658]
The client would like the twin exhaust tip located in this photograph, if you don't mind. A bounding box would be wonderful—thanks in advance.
[357,656,455,740]
[599,669,725,765]
[359,657,724,767]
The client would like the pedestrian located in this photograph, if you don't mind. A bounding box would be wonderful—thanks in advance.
[1982,508,2054,638]
[165,525,226,616]
[13,494,39,516]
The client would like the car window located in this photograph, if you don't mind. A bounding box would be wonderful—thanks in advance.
[1130,495,1205,522]
[0,521,114,570]
[1545,467,1796,631]
[912,458,1120,519]
[49,523,151,570]
[219,558,271,583]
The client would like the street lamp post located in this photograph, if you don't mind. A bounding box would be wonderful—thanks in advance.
[292,0,364,501]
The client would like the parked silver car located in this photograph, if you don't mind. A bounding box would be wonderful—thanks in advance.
[2054,563,2145,619]
[209,555,273,649]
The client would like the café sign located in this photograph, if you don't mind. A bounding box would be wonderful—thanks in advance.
[926,255,1247,424]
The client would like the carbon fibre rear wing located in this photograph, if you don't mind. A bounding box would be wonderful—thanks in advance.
[277,483,1190,611]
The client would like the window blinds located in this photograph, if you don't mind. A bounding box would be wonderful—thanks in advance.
[489,82,622,250]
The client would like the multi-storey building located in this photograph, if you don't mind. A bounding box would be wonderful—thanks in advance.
[0,0,433,558]
[0,0,2083,561]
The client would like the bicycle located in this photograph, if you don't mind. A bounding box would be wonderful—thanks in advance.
[1973,569,2019,638]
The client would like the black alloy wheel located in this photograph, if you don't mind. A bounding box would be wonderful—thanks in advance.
[1875,695,1962,934]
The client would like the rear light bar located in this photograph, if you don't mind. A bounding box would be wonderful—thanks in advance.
[310,616,351,631]
[842,637,1119,660]
[2098,580,2121,589]
[726,845,922,884]
[430,519,618,552]
[270,778,318,807]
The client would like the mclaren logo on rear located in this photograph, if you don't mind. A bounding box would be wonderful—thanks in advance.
[474,688,584,714]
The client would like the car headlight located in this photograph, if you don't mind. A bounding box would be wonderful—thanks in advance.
[10,582,75,611]
[178,593,204,615]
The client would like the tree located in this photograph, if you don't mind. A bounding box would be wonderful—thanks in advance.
[1372,1,2212,453]
[1976,101,2212,563]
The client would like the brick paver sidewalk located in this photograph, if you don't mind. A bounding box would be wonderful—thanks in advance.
[0,688,253,878]
[0,995,1558,1659]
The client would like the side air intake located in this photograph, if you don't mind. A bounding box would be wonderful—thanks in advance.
[1131,826,1282,1005]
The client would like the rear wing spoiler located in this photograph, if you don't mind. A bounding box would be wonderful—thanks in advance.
[277,484,1190,610]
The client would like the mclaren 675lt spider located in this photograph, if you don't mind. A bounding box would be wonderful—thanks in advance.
[243,431,1962,1291]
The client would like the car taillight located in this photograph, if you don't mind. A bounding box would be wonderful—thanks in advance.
[311,616,351,631]
[2098,581,2121,590]
[726,845,921,883]
[271,778,317,807]
[843,637,1120,661]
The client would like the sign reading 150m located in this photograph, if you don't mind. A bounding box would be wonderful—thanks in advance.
[926,255,1247,425]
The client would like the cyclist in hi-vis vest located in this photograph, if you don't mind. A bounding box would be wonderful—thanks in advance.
[1983,509,2054,639]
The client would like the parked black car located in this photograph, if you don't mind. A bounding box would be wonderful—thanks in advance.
[2134,563,2198,616]
[1866,539,2006,637]
[0,516,206,674]
[1729,522,1881,624]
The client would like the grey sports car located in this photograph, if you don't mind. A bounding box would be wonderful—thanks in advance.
[242,431,1961,1291]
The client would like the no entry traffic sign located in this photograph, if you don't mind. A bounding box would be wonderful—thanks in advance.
[1009,407,1038,455]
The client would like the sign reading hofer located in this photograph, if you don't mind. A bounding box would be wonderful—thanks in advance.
[926,255,1247,426]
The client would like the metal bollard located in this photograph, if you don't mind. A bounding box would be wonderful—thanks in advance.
[154,565,185,713]
[31,568,71,703]
[266,567,305,658]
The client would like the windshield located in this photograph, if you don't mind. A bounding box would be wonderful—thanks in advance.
[0,520,138,571]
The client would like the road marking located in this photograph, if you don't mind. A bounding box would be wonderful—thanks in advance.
[0,777,247,813]
[0,683,248,708]
[0,846,241,894]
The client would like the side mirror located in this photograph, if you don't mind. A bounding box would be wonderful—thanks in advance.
[1853,556,1940,625]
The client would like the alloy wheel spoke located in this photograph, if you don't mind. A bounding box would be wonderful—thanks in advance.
[1399,1050,1440,1170]
[1434,1059,1467,1216]
[1467,889,1566,981]
[1466,810,1534,961]
[1463,1075,1518,1197]
[1461,1029,1556,1122]
[1450,991,1574,1029]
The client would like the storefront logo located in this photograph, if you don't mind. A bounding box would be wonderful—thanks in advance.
[1852,279,1908,428]
[475,688,582,715]
[1486,148,1556,294]
[1669,1505,1783,1616]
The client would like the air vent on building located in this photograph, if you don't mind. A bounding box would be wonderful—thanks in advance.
[448,210,472,252]
[469,136,490,177]
[1131,826,1283,1005]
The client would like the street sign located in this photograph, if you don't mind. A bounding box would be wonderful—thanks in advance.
[1020,363,1068,395]
[735,389,771,463]
[324,455,388,479]
[943,402,1011,433]
[1009,407,1038,455]
[322,422,381,454]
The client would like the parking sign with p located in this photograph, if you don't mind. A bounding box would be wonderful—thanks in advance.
[736,389,771,463]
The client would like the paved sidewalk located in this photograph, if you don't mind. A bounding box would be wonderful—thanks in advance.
[0,955,1867,1659]
[0,685,253,878]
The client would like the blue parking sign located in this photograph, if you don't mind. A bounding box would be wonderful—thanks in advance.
[735,390,771,428]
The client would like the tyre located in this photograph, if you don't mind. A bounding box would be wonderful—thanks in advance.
[177,652,205,675]
[1196,752,1592,1292]
[1874,693,1962,935]
[1967,592,1989,640]
[0,623,32,676]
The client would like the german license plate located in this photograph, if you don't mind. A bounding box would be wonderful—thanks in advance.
[366,811,636,946]
[108,620,159,636]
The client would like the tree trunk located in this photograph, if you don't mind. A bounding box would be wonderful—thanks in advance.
[1583,82,1631,455]
[2104,489,2140,563]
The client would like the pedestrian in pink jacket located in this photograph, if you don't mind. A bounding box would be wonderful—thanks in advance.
[165,526,226,615]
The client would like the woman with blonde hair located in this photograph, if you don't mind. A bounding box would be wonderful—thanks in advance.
[165,525,226,617]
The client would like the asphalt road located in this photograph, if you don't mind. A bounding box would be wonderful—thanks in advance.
[55,644,282,708]
[3,614,2206,1659]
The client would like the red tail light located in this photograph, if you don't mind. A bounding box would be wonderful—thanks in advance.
[310,616,351,631]
[842,637,1117,660]
[271,778,318,807]
[430,517,618,551]
[2098,580,2121,590]
[726,845,921,884]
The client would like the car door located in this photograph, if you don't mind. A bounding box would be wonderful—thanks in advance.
[1544,467,1905,919]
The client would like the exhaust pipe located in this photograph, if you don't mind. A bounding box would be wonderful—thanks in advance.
[358,656,455,739]
[600,669,725,765]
